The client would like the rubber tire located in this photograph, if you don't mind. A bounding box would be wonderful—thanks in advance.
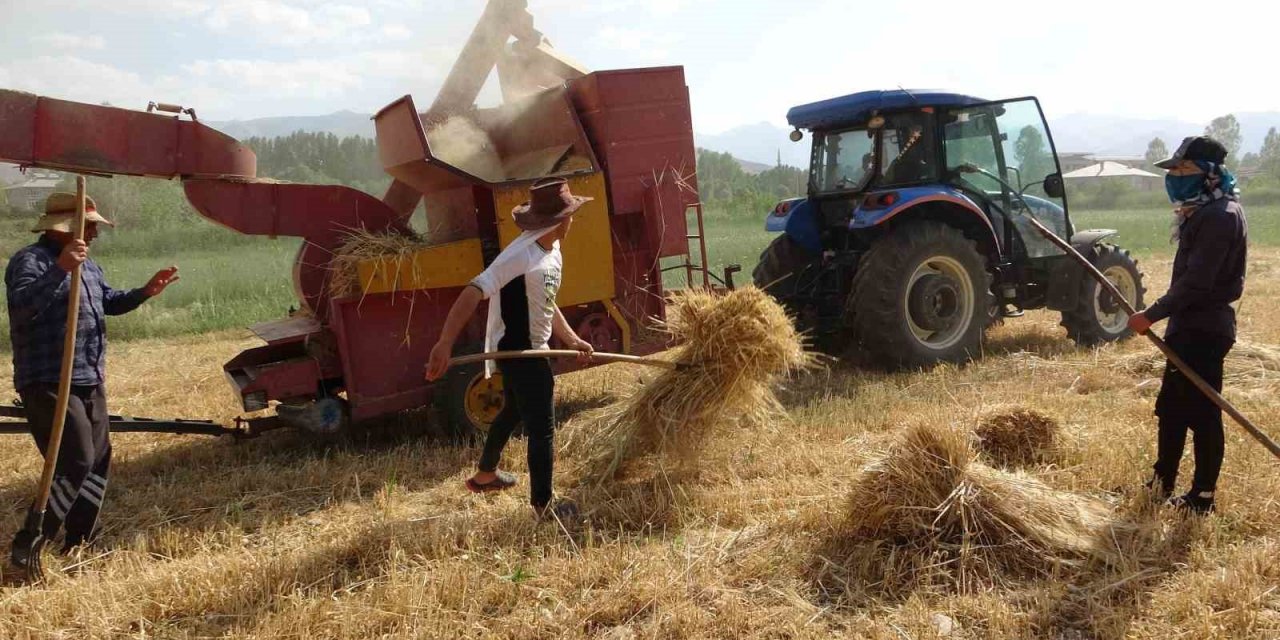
[846,221,993,369]
[752,233,816,299]
[1060,244,1146,346]
[439,361,501,446]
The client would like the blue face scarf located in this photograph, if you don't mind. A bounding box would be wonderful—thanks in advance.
[1165,173,1204,202]
[1165,160,1239,205]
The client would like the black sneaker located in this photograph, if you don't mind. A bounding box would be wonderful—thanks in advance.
[1167,490,1215,514]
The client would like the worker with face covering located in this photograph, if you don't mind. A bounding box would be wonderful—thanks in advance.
[1127,136,1247,514]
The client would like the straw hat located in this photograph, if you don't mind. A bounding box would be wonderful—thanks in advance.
[511,178,593,231]
[32,192,114,233]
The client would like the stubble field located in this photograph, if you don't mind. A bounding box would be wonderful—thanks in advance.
[0,213,1277,638]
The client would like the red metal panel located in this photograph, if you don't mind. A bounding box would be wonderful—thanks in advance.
[183,179,412,319]
[0,89,254,178]
[327,287,483,421]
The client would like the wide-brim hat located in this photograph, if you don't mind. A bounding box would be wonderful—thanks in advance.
[512,177,593,231]
[1155,136,1229,170]
[32,192,114,233]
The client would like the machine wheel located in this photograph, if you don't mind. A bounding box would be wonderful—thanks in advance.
[846,221,993,368]
[440,360,505,445]
[276,396,352,443]
[1060,244,1145,346]
[752,234,816,300]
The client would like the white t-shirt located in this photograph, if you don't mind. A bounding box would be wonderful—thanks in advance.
[470,232,563,368]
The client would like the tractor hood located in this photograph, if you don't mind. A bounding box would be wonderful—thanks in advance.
[787,89,985,131]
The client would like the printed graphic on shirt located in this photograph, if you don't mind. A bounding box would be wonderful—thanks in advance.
[543,267,562,316]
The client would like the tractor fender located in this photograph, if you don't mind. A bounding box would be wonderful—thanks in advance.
[1070,228,1119,253]
[851,185,1000,254]
[778,198,822,254]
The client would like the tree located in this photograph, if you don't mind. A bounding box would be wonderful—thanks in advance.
[1204,114,1243,166]
[1013,126,1053,190]
[1144,137,1168,168]
[1259,127,1280,179]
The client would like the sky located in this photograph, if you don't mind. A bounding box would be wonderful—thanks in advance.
[1,0,1277,135]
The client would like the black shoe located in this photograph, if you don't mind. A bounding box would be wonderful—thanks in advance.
[534,499,580,524]
[1167,490,1215,514]
[61,532,97,556]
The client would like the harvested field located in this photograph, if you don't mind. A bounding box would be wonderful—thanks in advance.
[0,251,1278,638]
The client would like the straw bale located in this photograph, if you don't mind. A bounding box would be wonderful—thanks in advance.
[974,408,1060,468]
[559,287,815,483]
[1116,340,1280,389]
[813,423,1121,597]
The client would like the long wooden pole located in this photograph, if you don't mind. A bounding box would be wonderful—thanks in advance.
[450,349,681,370]
[1025,215,1280,460]
[20,176,89,578]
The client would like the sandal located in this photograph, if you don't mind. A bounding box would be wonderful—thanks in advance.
[465,471,518,494]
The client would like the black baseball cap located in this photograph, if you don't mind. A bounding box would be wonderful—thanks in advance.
[1155,136,1229,169]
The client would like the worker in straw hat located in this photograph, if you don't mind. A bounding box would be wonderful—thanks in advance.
[426,177,595,520]
[6,192,180,565]
[1127,136,1247,515]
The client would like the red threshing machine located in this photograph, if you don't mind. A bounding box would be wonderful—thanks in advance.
[0,0,733,440]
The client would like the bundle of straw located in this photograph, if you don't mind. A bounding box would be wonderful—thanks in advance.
[559,287,815,483]
[1116,340,1280,390]
[328,229,431,297]
[814,423,1116,596]
[973,408,1059,468]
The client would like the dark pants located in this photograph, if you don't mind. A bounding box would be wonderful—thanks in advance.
[477,358,556,508]
[16,383,112,545]
[1153,331,1233,493]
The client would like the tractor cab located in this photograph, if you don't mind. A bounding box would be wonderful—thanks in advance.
[756,90,1145,367]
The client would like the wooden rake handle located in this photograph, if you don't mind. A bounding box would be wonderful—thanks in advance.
[1025,216,1280,460]
[449,350,682,370]
[33,177,89,511]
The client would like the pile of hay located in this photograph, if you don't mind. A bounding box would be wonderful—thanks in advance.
[328,229,430,297]
[813,423,1117,597]
[974,408,1060,467]
[1117,340,1280,389]
[559,287,815,483]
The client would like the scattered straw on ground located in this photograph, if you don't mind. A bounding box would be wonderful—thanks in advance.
[559,287,816,484]
[811,423,1120,598]
[328,229,431,297]
[1116,339,1280,389]
[974,407,1060,468]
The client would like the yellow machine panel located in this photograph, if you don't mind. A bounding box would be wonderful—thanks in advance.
[357,238,485,295]
[493,173,615,307]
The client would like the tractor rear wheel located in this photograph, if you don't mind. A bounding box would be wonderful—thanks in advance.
[846,222,993,368]
[752,233,816,301]
[1060,244,1145,346]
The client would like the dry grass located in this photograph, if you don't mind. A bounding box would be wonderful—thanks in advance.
[0,252,1278,638]
[327,228,431,297]
[558,287,816,484]
[974,408,1060,468]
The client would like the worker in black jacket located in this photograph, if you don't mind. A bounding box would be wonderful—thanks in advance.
[1128,136,1247,514]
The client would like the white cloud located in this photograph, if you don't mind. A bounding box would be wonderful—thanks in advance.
[381,24,413,40]
[203,1,378,47]
[31,33,107,51]
[591,26,676,62]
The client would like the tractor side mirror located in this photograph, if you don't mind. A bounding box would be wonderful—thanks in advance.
[1043,173,1065,198]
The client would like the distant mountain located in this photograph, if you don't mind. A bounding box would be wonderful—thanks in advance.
[208,110,373,140]
[696,122,809,169]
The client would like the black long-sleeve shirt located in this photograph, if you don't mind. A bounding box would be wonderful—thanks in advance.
[1145,198,1247,340]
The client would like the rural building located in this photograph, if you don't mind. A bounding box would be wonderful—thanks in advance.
[2,172,61,212]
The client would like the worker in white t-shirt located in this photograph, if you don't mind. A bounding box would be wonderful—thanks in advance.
[426,177,595,519]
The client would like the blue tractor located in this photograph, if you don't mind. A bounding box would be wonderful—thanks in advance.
[753,91,1146,367]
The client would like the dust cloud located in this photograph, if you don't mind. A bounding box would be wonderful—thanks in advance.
[426,116,505,182]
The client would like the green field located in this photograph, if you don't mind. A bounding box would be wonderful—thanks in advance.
[0,205,1271,351]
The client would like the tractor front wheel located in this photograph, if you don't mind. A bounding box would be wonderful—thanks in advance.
[846,222,993,368]
[1060,244,1145,346]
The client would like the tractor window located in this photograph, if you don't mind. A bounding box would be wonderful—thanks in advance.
[880,112,938,186]
[944,99,1070,259]
[813,127,876,193]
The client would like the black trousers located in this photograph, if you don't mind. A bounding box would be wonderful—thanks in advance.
[1153,331,1233,493]
[477,358,555,509]
[17,383,112,544]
